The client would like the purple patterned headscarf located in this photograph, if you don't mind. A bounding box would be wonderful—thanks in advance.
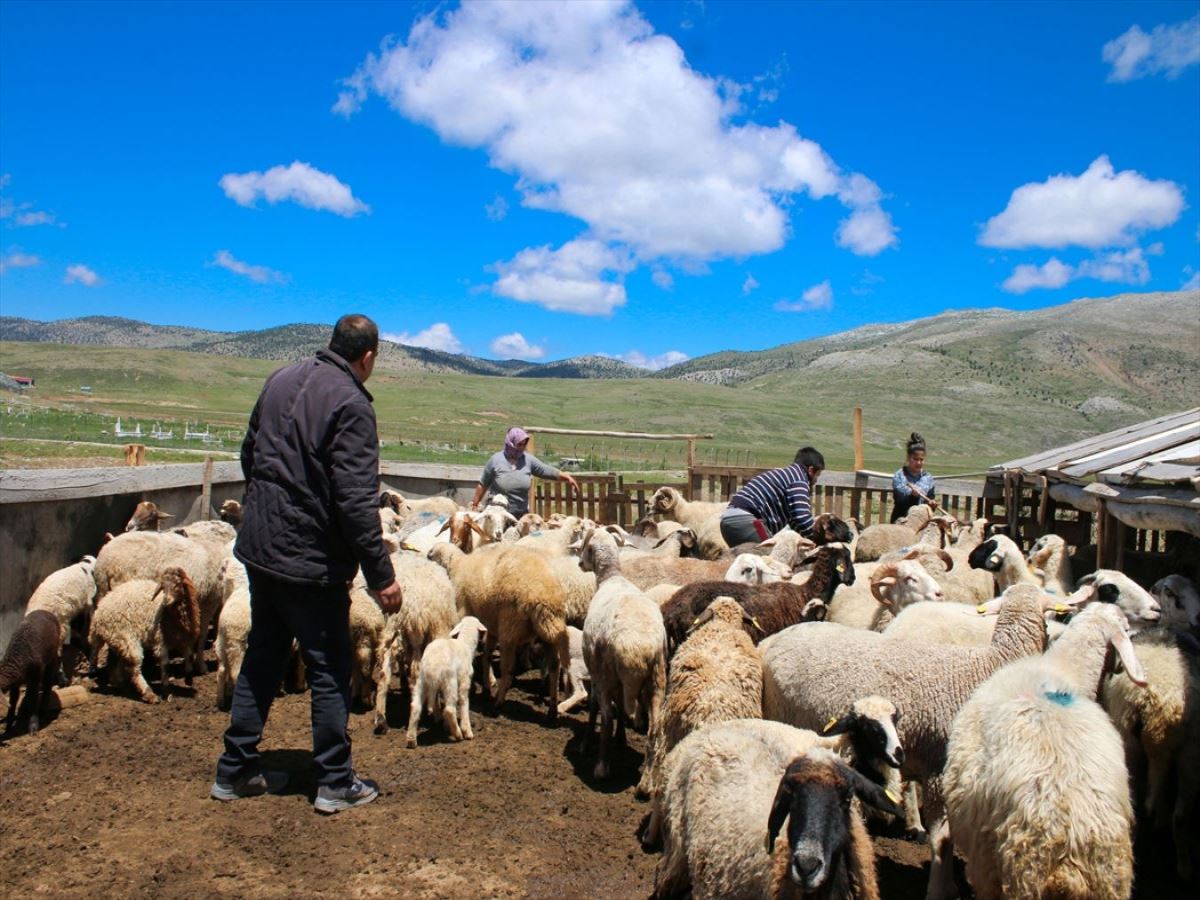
[503,426,529,462]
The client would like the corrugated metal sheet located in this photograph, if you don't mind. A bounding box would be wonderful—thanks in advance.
[992,407,1200,485]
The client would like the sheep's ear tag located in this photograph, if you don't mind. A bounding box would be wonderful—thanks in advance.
[692,617,700,626]
[835,563,845,573]
[822,716,838,734]
[1054,603,1069,614]
[750,616,763,632]
[885,789,900,804]
[976,604,987,615]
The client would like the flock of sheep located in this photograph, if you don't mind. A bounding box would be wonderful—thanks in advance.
[2,484,1199,899]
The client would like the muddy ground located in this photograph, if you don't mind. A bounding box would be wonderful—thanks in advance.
[0,663,1190,899]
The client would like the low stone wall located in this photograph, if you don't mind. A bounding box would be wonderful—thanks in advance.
[0,461,483,651]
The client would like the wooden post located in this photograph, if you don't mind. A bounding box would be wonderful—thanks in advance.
[124,443,145,466]
[853,407,864,471]
[200,456,214,520]
[686,439,696,501]
[526,432,536,516]
[1096,500,1108,569]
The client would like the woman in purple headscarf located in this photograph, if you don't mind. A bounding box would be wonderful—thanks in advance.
[470,426,579,518]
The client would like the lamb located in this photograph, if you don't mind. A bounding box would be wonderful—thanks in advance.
[0,610,61,735]
[660,544,855,651]
[94,528,231,673]
[437,510,489,553]
[1150,573,1200,630]
[426,542,570,720]
[25,555,98,652]
[213,578,250,711]
[723,553,793,584]
[405,616,488,748]
[652,719,902,900]
[472,505,519,544]
[371,552,458,734]
[124,500,173,532]
[89,568,202,704]
[944,603,1146,900]
[760,584,1048,867]
[638,598,763,811]
[1101,623,1200,881]
[1026,533,1073,595]
[555,625,590,715]
[575,528,668,779]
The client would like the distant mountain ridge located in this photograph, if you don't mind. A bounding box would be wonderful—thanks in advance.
[2,292,1197,414]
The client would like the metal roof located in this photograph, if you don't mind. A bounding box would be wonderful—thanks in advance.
[992,407,1200,485]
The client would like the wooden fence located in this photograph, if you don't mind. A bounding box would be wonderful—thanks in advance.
[534,466,1001,527]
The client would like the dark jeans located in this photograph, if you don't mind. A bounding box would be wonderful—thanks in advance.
[216,572,354,788]
[891,493,929,523]
[720,507,771,546]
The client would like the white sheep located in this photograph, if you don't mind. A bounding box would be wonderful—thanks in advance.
[943,603,1146,900]
[370,551,458,734]
[25,555,98,649]
[966,533,1040,593]
[426,542,571,720]
[576,528,668,780]
[653,719,902,900]
[1102,621,1200,882]
[88,568,202,704]
[1074,569,1161,631]
[546,555,597,627]
[826,555,946,631]
[638,598,763,820]
[405,616,488,748]
[723,553,792,584]
[1026,533,1073,595]
[760,584,1049,876]
[348,587,385,709]
[555,625,590,715]
[649,486,727,560]
[213,558,251,711]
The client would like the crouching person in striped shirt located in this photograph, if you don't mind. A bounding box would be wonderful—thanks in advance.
[719,446,826,546]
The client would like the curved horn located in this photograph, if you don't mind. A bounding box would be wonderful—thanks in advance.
[935,549,954,572]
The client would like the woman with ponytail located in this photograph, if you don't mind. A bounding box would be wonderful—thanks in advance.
[891,432,937,522]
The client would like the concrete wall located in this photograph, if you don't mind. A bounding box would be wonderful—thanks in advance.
[0,461,483,651]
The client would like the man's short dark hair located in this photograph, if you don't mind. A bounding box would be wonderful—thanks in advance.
[794,446,825,470]
[329,314,379,363]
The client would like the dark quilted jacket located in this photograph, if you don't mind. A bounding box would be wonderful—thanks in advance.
[234,348,395,590]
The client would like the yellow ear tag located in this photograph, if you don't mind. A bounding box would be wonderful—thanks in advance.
[976,604,987,614]
[751,617,763,631]
[822,716,838,733]
[885,789,900,804]
[836,563,845,573]
[1054,603,1069,614]
[692,618,700,626]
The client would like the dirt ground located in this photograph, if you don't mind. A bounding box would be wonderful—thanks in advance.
[0,663,1190,899]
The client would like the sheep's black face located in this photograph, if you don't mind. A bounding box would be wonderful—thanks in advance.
[853,715,904,771]
[815,515,853,545]
[833,548,855,587]
[784,782,850,891]
[968,539,1000,572]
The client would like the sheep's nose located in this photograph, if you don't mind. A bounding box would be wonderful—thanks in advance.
[790,853,825,888]
[933,591,945,602]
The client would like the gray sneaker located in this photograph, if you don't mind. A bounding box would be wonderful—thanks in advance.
[314,774,379,814]
[210,770,288,801]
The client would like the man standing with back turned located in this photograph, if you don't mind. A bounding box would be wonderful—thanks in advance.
[212,314,402,814]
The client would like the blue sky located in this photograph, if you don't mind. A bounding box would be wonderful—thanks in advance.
[1,0,1198,368]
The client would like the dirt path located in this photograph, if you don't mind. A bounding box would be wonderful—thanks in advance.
[0,668,1189,898]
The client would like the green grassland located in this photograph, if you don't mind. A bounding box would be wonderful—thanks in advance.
[4,314,1195,475]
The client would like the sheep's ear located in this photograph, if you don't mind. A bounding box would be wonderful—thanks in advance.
[1111,628,1147,686]
[976,598,1004,616]
[692,605,717,629]
[765,771,795,853]
[449,621,464,638]
[840,763,904,819]
[501,510,519,525]
[678,530,698,549]
[436,520,451,536]
[468,519,488,537]
[821,713,855,736]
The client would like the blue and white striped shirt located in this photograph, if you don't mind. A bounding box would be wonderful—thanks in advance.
[728,463,815,537]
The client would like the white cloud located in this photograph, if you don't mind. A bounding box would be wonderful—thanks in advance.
[219,161,370,217]
[13,210,55,227]
[1103,14,1200,82]
[651,269,674,291]
[1001,258,1075,293]
[336,1,896,311]
[606,349,689,371]
[485,195,509,221]
[775,279,833,312]
[742,274,759,295]
[493,239,631,315]
[1001,247,1154,294]
[384,322,464,353]
[490,332,545,359]
[980,156,1184,250]
[64,264,100,287]
[211,249,288,284]
[1182,270,1200,290]
[0,251,41,274]
[0,179,59,227]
